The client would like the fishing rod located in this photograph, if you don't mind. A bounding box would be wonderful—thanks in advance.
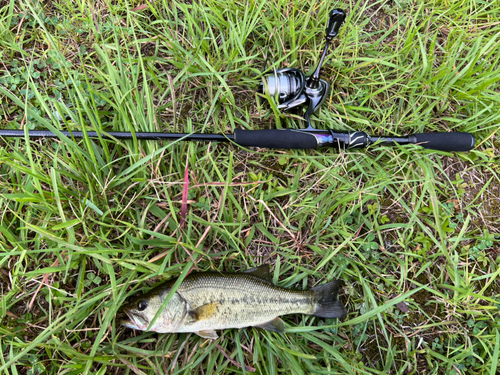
[0,9,475,152]
[0,128,475,152]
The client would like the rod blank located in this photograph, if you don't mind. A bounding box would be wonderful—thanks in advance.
[0,130,233,142]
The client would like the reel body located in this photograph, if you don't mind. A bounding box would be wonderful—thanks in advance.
[258,9,346,130]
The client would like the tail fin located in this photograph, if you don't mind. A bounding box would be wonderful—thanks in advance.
[309,280,347,318]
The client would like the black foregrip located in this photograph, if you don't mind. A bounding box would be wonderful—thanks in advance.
[233,129,318,149]
[412,132,475,152]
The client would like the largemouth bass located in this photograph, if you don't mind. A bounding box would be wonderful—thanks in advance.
[119,264,346,339]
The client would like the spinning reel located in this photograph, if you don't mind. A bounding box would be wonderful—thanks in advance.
[258,9,347,130]
[0,7,474,152]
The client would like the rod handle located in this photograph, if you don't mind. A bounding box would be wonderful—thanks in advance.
[234,129,319,149]
[411,132,475,152]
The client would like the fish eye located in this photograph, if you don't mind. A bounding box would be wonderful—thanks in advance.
[137,300,148,311]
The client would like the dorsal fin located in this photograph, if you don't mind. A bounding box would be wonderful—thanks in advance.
[243,264,273,282]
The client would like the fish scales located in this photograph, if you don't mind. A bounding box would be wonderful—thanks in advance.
[119,265,347,339]
[174,273,315,331]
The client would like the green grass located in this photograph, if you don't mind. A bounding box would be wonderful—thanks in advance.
[1,0,499,373]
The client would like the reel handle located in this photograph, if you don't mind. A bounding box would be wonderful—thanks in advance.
[307,9,346,90]
[325,9,347,40]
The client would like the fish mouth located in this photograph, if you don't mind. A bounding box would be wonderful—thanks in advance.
[118,309,148,330]
[117,311,132,326]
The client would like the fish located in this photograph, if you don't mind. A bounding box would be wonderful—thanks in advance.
[119,264,347,339]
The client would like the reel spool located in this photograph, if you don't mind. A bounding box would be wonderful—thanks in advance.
[258,9,346,130]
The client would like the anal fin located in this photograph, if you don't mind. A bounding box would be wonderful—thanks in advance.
[196,330,218,340]
[255,317,285,333]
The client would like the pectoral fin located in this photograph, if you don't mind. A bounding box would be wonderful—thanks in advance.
[255,317,285,333]
[195,330,218,340]
[189,301,220,321]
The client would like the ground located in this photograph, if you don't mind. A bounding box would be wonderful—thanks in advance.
[0,0,499,374]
